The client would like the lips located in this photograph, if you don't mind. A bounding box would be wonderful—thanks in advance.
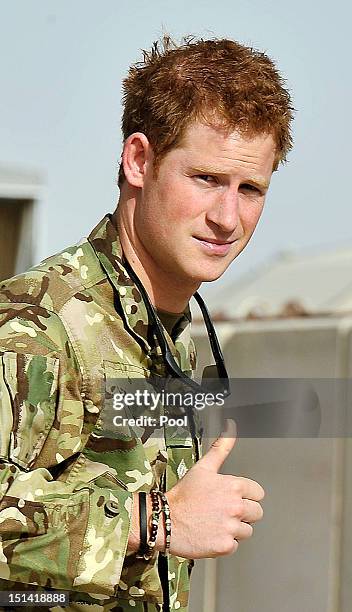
[197,238,234,245]
[193,236,235,255]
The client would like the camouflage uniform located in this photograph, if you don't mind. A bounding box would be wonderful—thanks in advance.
[0,215,200,611]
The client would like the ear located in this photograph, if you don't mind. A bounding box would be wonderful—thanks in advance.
[122,132,153,188]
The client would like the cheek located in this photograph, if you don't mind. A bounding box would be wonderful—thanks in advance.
[241,203,264,234]
[158,173,205,217]
[159,193,200,225]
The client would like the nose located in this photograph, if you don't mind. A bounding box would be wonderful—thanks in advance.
[205,188,240,234]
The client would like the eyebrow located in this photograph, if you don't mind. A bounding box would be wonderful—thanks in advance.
[191,166,270,191]
[245,175,270,191]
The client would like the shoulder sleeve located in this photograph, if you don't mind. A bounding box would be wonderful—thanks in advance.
[0,307,133,596]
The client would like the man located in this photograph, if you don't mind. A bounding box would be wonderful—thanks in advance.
[0,36,293,611]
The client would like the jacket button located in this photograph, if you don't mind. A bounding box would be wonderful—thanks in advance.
[104,500,120,517]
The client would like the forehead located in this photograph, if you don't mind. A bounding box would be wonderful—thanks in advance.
[175,121,277,175]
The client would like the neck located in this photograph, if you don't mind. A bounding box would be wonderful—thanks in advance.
[112,194,200,313]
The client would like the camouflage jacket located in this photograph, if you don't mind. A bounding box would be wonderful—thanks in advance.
[0,215,200,612]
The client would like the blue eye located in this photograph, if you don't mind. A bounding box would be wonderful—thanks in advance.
[241,184,262,195]
[197,175,216,183]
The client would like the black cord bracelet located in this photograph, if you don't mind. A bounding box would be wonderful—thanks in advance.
[136,492,148,559]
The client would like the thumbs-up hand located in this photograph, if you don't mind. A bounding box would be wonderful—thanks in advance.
[161,420,265,559]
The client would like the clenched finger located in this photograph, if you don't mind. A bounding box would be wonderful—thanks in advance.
[232,520,254,541]
[241,499,264,524]
[236,476,265,501]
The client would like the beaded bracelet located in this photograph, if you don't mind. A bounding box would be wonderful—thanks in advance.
[157,492,172,556]
[143,489,161,561]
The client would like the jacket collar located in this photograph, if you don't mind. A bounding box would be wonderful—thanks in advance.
[87,215,194,371]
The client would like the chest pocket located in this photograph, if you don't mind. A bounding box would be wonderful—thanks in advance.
[83,361,166,493]
[0,352,59,469]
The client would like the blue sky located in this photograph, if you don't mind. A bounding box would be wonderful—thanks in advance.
[0,0,351,300]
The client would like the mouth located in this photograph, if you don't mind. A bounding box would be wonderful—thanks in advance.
[193,236,235,255]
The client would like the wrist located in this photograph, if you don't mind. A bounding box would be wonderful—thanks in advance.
[128,493,141,552]
[128,491,169,555]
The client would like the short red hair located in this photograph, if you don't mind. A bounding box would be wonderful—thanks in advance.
[119,36,293,186]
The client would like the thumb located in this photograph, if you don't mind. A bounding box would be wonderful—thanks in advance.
[198,419,237,473]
